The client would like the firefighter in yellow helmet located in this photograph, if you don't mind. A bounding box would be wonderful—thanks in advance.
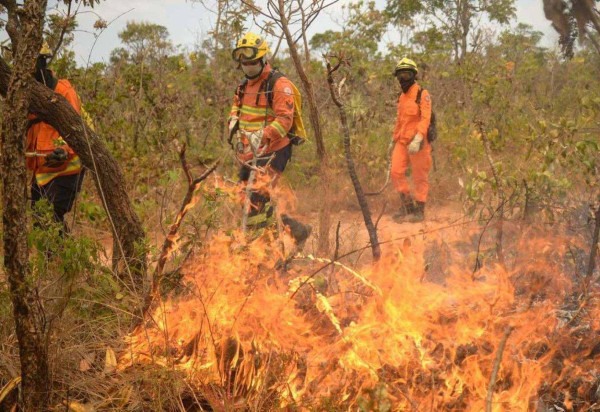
[390,57,433,222]
[27,41,85,235]
[231,32,270,78]
[228,32,311,246]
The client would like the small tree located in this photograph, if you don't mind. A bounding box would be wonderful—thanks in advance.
[386,0,516,62]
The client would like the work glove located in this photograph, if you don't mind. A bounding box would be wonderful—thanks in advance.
[228,116,239,137]
[44,147,68,168]
[407,133,424,154]
[228,116,240,150]
[246,129,265,153]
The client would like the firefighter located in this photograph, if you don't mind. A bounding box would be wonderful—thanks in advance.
[27,42,85,234]
[229,32,311,246]
[390,57,433,223]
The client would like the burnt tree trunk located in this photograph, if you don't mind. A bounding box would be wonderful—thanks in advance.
[1,0,51,409]
[325,58,381,261]
[0,57,147,288]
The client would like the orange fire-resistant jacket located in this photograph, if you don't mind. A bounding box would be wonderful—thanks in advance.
[393,83,432,145]
[229,63,293,154]
[26,78,82,186]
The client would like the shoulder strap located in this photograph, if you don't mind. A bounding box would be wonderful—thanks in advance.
[415,87,423,105]
[235,79,248,113]
[240,68,286,108]
[255,76,268,106]
[265,68,285,108]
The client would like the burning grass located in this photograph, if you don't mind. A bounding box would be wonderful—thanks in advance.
[117,223,600,411]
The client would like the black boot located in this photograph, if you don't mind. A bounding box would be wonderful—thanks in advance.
[407,201,425,223]
[281,214,312,247]
[393,193,416,219]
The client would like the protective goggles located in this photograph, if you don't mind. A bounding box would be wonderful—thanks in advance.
[395,70,415,81]
[232,46,259,62]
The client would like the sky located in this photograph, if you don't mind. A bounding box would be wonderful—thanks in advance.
[57,0,559,66]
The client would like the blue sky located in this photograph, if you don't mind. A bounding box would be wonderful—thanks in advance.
[64,0,558,66]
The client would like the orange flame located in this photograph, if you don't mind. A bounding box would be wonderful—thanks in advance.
[119,212,599,410]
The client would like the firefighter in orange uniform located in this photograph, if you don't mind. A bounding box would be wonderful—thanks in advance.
[27,43,84,234]
[229,32,311,245]
[390,58,432,222]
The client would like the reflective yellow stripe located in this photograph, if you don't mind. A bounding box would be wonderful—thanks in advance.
[241,106,275,116]
[246,200,276,228]
[270,120,286,137]
[240,113,270,124]
[246,211,276,228]
[240,120,265,130]
[247,213,268,226]
[35,156,82,186]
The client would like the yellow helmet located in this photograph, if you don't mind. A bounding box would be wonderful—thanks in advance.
[395,57,418,74]
[232,32,269,62]
[39,41,52,57]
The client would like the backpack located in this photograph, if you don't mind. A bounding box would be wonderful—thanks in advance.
[416,87,437,143]
[235,68,307,146]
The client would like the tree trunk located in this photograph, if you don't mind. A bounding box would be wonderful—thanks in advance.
[0,56,147,288]
[458,0,471,62]
[326,58,381,261]
[1,1,51,409]
[277,0,326,161]
[276,0,331,252]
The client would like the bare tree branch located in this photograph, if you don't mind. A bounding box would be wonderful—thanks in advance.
[1,0,20,50]
[485,326,514,412]
[325,54,381,262]
[140,150,219,323]
[48,0,73,63]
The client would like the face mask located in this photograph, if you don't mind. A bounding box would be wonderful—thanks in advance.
[399,78,415,93]
[34,55,47,81]
[34,55,56,89]
[396,70,415,93]
[241,60,264,79]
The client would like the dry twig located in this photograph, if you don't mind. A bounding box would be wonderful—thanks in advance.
[486,326,514,412]
[139,143,219,321]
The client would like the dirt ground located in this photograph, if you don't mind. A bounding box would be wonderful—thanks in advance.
[302,200,466,252]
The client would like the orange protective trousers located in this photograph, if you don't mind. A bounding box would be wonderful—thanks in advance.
[390,140,432,202]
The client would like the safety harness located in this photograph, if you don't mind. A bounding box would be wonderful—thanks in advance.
[229,68,306,149]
